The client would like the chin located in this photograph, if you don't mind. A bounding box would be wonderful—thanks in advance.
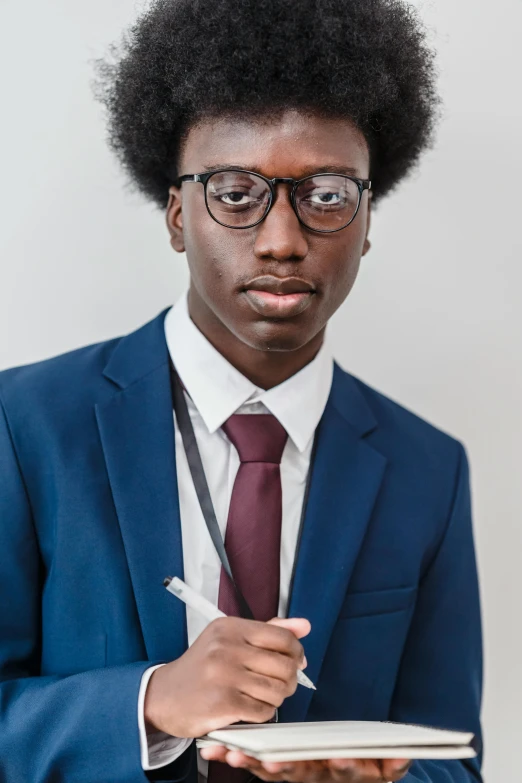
[241,321,316,353]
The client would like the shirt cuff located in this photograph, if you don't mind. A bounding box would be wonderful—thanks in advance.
[138,663,194,770]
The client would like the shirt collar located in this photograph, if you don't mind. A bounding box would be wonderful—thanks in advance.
[165,291,334,453]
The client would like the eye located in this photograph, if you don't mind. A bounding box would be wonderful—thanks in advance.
[216,190,256,206]
[301,187,349,211]
[307,189,342,206]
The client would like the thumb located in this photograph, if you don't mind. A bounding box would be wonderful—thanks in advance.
[267,617,311,640]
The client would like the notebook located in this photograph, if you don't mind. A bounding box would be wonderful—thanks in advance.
[196,721,476,762]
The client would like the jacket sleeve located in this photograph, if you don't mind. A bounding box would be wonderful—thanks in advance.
[0,395,193,783]
[389,442,483,783]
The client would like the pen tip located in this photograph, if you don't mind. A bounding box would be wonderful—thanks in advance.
[163,577,172,586]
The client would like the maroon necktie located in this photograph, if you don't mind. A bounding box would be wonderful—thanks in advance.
[207,413,288,783]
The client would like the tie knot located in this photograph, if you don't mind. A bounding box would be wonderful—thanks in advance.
[222,414,288,464]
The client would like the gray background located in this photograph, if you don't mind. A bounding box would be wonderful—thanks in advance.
[1,0,521,778]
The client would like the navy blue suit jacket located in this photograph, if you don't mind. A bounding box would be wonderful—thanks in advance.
[0,310,482,783]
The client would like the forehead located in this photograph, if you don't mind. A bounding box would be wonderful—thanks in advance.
[178,109,370,179]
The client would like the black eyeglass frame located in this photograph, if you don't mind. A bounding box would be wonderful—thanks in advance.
[176,169,372,233]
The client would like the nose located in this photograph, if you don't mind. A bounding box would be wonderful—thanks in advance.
[253,185,308,263]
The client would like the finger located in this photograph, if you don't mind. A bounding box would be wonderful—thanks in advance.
[328,757,383,778]
[262,761,291,772]
[381,758,412,780]
[200,746,268,773]
[242,646,301,684]
[267,617,311,640]
[259,760,304,783]
[239,670,294,706]
[261,761,299,775]
[200,745,229,762]
[246,622,305,661]
[223,750,296,781]
[328,758,358,771]
[328,757,372,780]
[266,619,310,669]
[225,750,260,768]
[270,759,331,783]
[236,691,278,724]
[328,759,362,782]
[244,765,293,783]
[203,748,288,782]
[230,754,325,783]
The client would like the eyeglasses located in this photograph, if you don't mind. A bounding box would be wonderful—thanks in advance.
[177,169,371,233]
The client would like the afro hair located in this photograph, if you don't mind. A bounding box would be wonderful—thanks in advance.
[94,0,439,208]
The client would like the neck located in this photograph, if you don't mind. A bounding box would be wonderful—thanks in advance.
[187,288,325,390]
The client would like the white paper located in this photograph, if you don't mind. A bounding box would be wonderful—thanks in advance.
[197,721,476,762]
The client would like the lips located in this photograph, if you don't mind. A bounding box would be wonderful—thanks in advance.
[243,275,316,318]
[245,276,315,296]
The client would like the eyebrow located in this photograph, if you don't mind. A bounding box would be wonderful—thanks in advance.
[201,163,363,178]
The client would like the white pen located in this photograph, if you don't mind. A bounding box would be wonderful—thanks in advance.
[164,575,316,690]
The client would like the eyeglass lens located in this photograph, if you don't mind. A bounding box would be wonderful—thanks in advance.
[206,171,361,231]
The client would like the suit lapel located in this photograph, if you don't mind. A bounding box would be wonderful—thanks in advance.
[279,366,387,722]
[95,310,188,664]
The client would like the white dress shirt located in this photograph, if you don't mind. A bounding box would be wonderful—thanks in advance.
[138,291,334,771]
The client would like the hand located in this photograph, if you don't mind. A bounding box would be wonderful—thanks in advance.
[200,745,412,783]
[144,615,310,737]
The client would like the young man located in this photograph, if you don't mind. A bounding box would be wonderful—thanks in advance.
[0,1,482,782]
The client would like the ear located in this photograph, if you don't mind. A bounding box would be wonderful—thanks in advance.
[166,185,185,253]
[362,191,372,256]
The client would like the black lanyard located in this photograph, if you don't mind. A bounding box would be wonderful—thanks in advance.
[169,360,318,621]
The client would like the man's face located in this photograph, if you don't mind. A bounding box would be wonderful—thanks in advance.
[166,109,371,354]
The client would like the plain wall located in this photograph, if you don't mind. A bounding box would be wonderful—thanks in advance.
[1,0,521,778]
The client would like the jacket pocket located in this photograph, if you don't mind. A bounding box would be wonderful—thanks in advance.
[338,585,417,619]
